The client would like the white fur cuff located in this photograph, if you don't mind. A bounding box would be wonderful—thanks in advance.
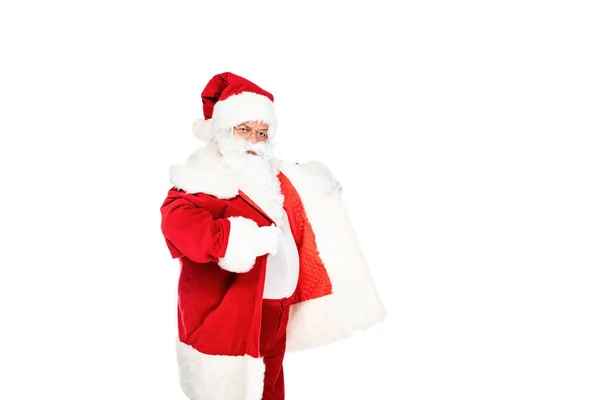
[218,216,262,273]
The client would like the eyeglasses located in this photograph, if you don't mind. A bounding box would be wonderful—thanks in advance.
[233,124,269,142]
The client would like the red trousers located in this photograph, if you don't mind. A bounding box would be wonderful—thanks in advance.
[260,296,292,400]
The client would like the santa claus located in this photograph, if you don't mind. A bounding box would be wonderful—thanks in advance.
[160,72,386,400]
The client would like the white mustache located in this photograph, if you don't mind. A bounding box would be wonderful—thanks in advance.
[245,141,266,156]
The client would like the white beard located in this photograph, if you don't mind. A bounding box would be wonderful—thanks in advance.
[213,129,285,226]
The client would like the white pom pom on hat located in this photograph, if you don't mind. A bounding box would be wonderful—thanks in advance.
[192,72,277,142]
[192,118,213,141]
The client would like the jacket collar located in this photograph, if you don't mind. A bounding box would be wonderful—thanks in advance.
[169,141,240,198]
[169,142,287,226]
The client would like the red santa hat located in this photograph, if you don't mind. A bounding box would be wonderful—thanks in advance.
[192,72,277,142]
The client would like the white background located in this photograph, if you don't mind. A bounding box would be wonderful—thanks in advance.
[1,1,599,399]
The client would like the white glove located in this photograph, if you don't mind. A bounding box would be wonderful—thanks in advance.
[301,161,342,195]
[257,224,282,256]
[329,176,342,195]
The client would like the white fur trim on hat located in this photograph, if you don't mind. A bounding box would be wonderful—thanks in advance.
[212,92,277,140]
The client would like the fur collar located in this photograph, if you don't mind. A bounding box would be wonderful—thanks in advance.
[169,142,285,224]
[169,142,240,199]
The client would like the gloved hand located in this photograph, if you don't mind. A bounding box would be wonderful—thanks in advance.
[257,224,282,256]
[300,160,342,195]
[328,176,342,195]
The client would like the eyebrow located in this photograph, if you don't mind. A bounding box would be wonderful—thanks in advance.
[238,124,268,131]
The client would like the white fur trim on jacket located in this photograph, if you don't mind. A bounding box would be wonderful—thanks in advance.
[278,161,387,351]
[169,143,238,198]
[218,216,262,273]
[176,338,265,400]
[168,142,285,225]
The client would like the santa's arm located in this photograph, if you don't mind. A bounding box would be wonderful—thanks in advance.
[160,189,280,273]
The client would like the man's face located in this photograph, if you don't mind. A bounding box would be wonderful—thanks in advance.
[233,121,269,155]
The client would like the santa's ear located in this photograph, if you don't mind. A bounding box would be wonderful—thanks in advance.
[192,118,213,141]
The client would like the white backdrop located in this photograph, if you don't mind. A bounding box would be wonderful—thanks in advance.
[1,1,599,399]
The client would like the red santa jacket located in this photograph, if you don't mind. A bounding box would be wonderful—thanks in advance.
[160,142,385,400]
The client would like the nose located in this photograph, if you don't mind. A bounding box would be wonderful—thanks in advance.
[247,135,259,144]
